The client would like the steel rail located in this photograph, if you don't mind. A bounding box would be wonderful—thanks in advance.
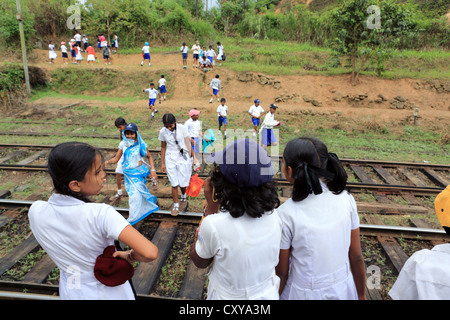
[0,143,448,169]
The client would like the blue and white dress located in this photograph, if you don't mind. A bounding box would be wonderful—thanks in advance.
[119,133,159,225]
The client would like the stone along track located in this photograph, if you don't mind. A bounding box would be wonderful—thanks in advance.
[0,197,449,300]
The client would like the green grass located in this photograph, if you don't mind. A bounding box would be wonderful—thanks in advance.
[29,89,139,104]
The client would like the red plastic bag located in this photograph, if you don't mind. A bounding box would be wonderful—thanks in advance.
[186,174,204,197]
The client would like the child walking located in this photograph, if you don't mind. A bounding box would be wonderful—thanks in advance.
[248,99,264,138]
[275,137,366,300]
[190,138,282,299]
[209,74,221,103]
[103,44,111,65]
[106,123,159,225]
[109,117,127,201]
[259,103,280,149]
[158,75,167,102]
[141,42,151,66]
[48,41,57,64]
[216,98,228,138]
[28,142,159,300]
[60,41,68,64]
[86,43,97,65]
[159,113,198,216]
[180,42,188,69]
[143,83,159,119]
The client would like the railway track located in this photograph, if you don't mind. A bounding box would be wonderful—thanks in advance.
[0,197,448,300]
[0,143,448,300]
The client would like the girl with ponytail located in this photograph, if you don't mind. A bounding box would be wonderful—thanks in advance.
[275,137,366,300]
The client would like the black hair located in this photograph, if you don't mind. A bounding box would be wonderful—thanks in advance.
[215,74,219,78]
[47,142,103,203]
[162,113,176,125]
[150,82,154,86]
[283,137,348,202]
[220,98,226,102]
[161,75,164,78]
[209,164,280,219]
[114,117,126,127]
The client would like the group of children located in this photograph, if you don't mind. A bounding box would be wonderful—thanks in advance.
[181,41,224,70]
[48,32,117,65]
[27,106,450,300]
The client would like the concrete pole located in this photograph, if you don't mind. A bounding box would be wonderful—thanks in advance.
[16,0,31,96]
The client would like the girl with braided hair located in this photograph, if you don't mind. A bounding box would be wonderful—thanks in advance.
[275,137,366,300]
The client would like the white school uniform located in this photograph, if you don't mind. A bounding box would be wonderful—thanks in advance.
[277,181,360,300]
[195,210,282,299]
[158,123,193,187]
[184,118,202,138]
[217,104,228,117]
[28,193,134,300]
[144,88,158,99]
[389,243,450,300]
[249,104,264,118]
[49,44,57,59]
[217,44,224,60]
[158,78,166,88]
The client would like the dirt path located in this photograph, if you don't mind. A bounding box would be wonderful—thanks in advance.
[11,49,450,132]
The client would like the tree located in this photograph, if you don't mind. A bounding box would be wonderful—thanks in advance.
[331,0,417,84]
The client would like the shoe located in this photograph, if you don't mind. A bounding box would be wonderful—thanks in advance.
[217,98,220,102]
[171,205,179,216]
[154,109,158,113]
[209,99,213,103]
[109,192,122,201]
[179,199,188,212]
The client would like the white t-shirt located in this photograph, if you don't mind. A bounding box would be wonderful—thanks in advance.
[61,45,67,53]
[144,88,158,99]
[277,182,360,300]
[158,123,191,163]
[158,78,166,88]
[82,37,88,43]
[142,46,150,54]
[184,118,202,138]
[195,210,282,299]
[28,193,134,300]
[74,34,82,41]
[249,105,264,118]
[191,44,201,54]
[217,104,228,117]
[389,243,450,300]
[180,46,188,53]
[207,49,216,57]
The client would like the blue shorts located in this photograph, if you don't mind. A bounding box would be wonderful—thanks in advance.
[71,49,76,57]
[212,89,218,95]
[208,56,213,63]
[261,128,276,146]
[143,53,150,60]
[252,117,260,126]
[193,54,199,59]
[62,52,68,58]
[218,116,227,127]
[182,53,188,59]
[191,137,199,153]
[149,98,156,106]
[159,85,166,93]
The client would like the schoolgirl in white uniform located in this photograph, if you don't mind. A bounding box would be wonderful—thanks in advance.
[28,142,158,300]
[276,137,366,300]
[159,113,198,216]
[190,138,282,299]
[48,41,57,64]
[389,186,450,300]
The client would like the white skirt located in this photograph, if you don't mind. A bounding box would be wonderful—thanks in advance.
[87,54,96,61]
[76,53,83,60]
[49,51,57,59]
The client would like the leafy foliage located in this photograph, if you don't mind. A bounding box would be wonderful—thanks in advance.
[330,0,418,83]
